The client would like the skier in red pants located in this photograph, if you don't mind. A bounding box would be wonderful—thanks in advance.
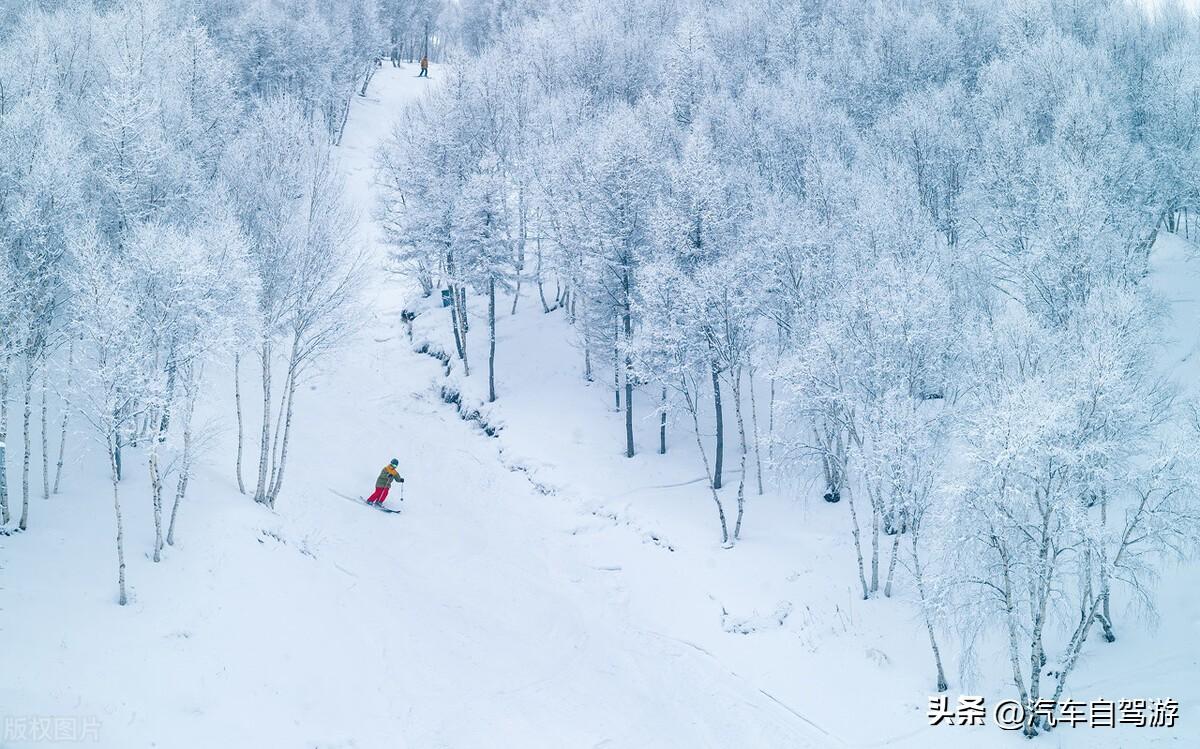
[367,459,404,504]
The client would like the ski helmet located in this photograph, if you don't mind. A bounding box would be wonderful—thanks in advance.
[390,458,399,467]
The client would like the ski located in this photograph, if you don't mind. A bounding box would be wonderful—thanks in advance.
[329,489,401,513]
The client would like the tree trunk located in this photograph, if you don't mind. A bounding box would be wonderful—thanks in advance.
[148,426,165,563]
[1024,515,1054,737]
[488,277,497,402]
[711,361,724,490]
[267,359,301,508]
[767,377,775,464]
[535,234,551,313]
[266,361,292,496]
[267,334,301,503]
[582,297,593,381]
[684,380,729,546]
[730,368,748,540]
[234,352,246,494]
[1098,491,1116,642]
[109,436,128,606]
[19,358,34,530]
[53,340,72,494]
[1046,586,1108,726]
[997,543,1030,727]
[510,186,526,316]
[870,490,881,593]
[158,352,177,437]
[359,62,376,96]
[254,339,272,505]
[446,250,467,364]
[114,418,123,481]
[40,365,49,501]
[0,352,9,524]
[748,365,764,495]
[448,284,466,364]
[510,277,523,316]
[613,321,621,412]
[659,387,667,455]
[457,283,470,336]
[623,296,634,458]
[455,285,470,376]
[167,390,196,546]
[844,480,870,600]
[910,526,948,691]
[883,529,901,597]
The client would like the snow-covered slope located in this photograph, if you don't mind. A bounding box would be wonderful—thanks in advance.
[3,64,1198,749]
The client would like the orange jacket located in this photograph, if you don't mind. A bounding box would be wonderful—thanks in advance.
[375,464,402,489]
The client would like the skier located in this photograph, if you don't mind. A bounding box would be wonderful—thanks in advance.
[367,458,404,505]
[418,55,429,77]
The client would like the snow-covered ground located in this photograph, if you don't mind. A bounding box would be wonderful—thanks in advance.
[2,64,1198,749]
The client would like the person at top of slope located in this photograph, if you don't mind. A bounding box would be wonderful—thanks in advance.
[418,55,429,77]
[367,459,404,505]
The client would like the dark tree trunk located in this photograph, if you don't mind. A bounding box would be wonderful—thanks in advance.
[623,278,634,458]
[108,435,128,606]
[748,364,764,495]
[488,277,497,402]
[53,340,73,495]
[535,234,551,313]
[613,317,621,412]
[40,364,49,501]
[114,428,123,481]
[711,361,724,490]
[253,339,271,504]
[511,186,526,316]
[624,377,634,457]
[0,353,9,524]
[158,352,177,437]
[234,353,246,494]
[583,329,593,381]
[448,285,466,360]
[19,360,32,530]
[659,387,667,455]
[449,284,470,376]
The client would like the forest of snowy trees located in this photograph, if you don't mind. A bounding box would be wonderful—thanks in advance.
[3,0,1200,741]
[377,0,1200,736]
[0,0,459,602]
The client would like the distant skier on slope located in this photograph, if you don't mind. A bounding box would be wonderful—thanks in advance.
[418,55,429,77]
[367,459,405,505]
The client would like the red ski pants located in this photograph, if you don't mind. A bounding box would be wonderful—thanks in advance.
[367,486,390,504]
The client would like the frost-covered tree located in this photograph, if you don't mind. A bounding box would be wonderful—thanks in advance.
[632,258,732,546]
[453,156,512,402]
[72,232,146,606]
[0,99,80,531]
[226,96,360,509]
[125,215,255,559]
[580,107,660,456]
[652,129,744,490]
[950,287,1197,736]
[378,70,473,367]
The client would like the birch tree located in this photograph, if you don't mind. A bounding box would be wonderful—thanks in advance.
[73,232,146,606]
[227,97,361,509]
